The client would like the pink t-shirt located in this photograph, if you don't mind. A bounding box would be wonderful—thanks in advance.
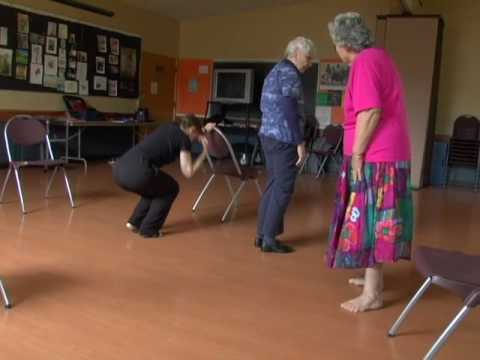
[343,48,411,162]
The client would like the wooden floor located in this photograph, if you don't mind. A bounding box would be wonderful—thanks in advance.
[0,163,478,360]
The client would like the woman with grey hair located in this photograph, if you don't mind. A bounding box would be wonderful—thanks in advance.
[325,13,413,312]
[255,36,314,253]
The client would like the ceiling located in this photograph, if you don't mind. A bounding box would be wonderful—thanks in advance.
[117,0,306,20]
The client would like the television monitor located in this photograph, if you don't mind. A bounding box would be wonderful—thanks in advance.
[212,69,254,104]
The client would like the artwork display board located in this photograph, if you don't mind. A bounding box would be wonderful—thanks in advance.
[0,2,141,98]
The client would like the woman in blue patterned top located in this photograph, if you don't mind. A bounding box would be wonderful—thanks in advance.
[255,36,315,254]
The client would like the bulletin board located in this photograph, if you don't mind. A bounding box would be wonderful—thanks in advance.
[0,2,141,98]
[316,59,348,127]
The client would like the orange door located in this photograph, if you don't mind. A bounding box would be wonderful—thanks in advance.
[141,52,177,121]
[176,59,213,116]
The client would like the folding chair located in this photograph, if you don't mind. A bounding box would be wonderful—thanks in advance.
[299,115,320,174]
[445,115,480,190]
[192,127,262,222]
[0,115,75,214]
[388,246,480,360]
[302,124,343,178]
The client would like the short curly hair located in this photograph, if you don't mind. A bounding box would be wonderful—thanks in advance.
[328,12,374,52]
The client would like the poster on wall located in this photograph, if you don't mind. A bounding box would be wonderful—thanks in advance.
[30,63,43,84]
[43,74,58,88]
[97,35,107,53]
[314,60,349,128]
[46,37,57,55]
[315,106,332,129]
[47,22,57,37]
[94,75,107,91]
[17,33,29,49]
[64,80,78,94]
[110,38,119,55]
[30,33,45,45]
[79,80,88,95]
[31,44,43,64]
[17,13,29,33]
[0,48,13,77]
[0,27,7,46]
[120,47,137,79]
[76,62,87,80]
[15,64,27,80]
[95,56,105,74]
[44,55,58,76]
[58,24,68,40]
[15,49,29,65]
[318,61,349,90]
[108,79,117,97]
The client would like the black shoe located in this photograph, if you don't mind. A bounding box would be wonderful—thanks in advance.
[254,236,263,248]
[261,241,294,253]
[140,231,162,238]
[126,222,139,233]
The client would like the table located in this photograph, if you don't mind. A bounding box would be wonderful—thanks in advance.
[46,118,160,169]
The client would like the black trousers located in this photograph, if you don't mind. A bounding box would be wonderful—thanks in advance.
[113,148,179,236]
[257,136,298,242]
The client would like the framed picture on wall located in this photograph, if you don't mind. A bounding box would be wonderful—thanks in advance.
[30,33,45,45]
[79,80,88,95]
[44,54,58,76]
[17,33,29,50]
[29,63,43,85]
[0,27,7,46]
[17,13,29,34]
[15,64,27,80]
[97,35,107,53]
[319,60,349,90]
[0,48,13,77]
[31,44,43,64]
[47,22,57,37]
[94,75,107,91]
[110,38,119,55]
[58,24,68,40]
[108,79,117,97]
[120,47,137,79]
[96,56,106,74]
[46,37,57,55]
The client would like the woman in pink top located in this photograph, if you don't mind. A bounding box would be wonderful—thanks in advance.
[326,13,413,312]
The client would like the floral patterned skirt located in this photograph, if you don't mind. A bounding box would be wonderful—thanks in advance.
[326,157,413,269]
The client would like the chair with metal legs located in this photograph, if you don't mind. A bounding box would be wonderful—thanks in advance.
[192,126,262,222]
[0,115,75,214]
[388,246,480,360]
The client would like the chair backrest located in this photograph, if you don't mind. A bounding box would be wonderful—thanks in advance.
[205,127,242,176]
[323,124,343,151]
[304,115,318,145]
[4,115,51,162]
[204,101,225,125]
[452,115,479,140]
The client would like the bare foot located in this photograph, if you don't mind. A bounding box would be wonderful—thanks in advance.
[348,277,365,287]
[340,294,383,313]
[348,277,384,290]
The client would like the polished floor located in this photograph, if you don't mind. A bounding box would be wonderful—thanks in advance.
[0,163,478,360]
